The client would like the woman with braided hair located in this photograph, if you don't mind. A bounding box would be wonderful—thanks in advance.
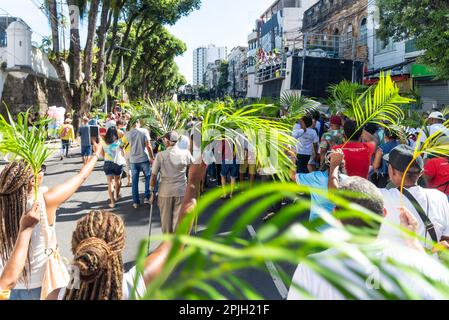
[46,162,207,300]
[0,142,104,300]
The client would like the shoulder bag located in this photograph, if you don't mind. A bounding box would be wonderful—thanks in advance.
[39,191,70,300]
[400,188,438,243]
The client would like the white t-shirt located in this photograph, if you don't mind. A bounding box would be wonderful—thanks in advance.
[420,124,449,143]
[57,266,147,300]
[292,124,319,156]
[288,241,449,300]
[378,187,449,248]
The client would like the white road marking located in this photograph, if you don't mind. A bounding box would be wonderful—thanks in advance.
[246,224,289,299]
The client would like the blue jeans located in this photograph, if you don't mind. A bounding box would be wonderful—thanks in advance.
[10,287,41,300]
[207,163,216,177]
[130,161,151,204]
[61,139,70,157]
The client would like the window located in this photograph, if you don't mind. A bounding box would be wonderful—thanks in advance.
[359,18,367,46]
[346,24,353,40]
[375,35,395,54]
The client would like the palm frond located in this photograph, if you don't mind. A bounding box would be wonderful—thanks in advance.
[280,91,320,118]
[352,72,413,134]
[327,80,366,117]
[0,106,53,198]
[132,182,449,300]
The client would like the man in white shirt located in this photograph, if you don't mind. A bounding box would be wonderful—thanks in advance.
[419,111,448,144]
[150,131,194,233]
[288,173,449,300]
[377,144,449,249]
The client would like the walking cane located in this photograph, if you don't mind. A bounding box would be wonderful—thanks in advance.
[147,200,154,254]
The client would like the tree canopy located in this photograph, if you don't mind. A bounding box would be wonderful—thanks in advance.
[44,0,200,125]
[377,0,449,79]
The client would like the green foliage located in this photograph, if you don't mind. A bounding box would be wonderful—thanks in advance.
[132,182,449,300]
[108,23,187,101]
[217,61,230,98]
[352,72,413,132]
[280,91,320,119]
[377,0,449,79]
[327,80,367,118]
[0,107,52,199]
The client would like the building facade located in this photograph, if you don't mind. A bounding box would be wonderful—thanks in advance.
[0,15,67,114]
[193,45,227,86]
[302,0,368,62]
[204,59,221,91]
[227,46,248,98]
[193,47,207,86]
[246,0,319,99]
[365,0,449,109]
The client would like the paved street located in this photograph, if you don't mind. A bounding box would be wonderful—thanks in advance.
[43,145,297,300]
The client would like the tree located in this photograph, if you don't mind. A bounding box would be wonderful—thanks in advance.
[377,0,449,79]
[217,61,230,98]
[43,0,200,129]
[114,24,187,100]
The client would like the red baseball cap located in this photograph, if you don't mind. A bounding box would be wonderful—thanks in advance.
[330,115,342,126]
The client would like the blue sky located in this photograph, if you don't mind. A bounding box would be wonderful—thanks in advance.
[1,0,275,83]
[167,0,275,83]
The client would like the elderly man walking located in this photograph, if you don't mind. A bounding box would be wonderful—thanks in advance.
[150,131,194,233]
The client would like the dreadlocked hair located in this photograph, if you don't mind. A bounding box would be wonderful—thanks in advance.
[0,161,33,283]
[64,210,125,300]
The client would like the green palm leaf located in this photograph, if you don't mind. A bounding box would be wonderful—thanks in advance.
[351,72,413,140]
[0,107,52,199]
[133,182,449,300]
[280,91,319,118]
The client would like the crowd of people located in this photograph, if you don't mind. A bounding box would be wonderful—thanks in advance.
[0,104,449,300]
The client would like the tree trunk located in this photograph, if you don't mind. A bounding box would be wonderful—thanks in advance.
[47,0,60,53]
[95,0,112,89]
[80,0,100,113]
[46,0,72,108]
[67,0,82,129]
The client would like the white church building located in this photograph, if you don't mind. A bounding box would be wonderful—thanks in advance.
[0,15,69,111]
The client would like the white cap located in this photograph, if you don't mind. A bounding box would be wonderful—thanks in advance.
[428,111,445,121]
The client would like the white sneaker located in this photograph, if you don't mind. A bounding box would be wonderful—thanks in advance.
[144,198,151,205]
[133,203,139,209]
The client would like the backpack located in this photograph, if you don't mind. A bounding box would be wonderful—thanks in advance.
[60,126,70,138]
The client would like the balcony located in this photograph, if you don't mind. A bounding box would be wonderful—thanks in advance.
[255,60,287,84]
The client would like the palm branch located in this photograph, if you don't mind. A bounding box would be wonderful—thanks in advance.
[327,80,366,117]
[0,107,53,199]
[280,91,319,118]
[200,103,297,182]
[132,182,449,300]
[130,100,191,138]
[441,106,449,118]
[398,119,449,193]
[349,72,413,142]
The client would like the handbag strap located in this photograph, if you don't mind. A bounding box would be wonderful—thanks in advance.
[400,188,438,243]
[37,188,57,254]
